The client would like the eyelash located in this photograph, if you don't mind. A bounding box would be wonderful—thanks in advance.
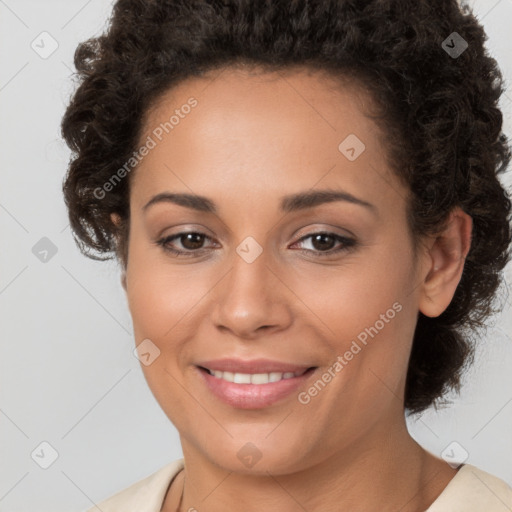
[154,231,357,258]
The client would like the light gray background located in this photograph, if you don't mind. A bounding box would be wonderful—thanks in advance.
[0,1,511,511]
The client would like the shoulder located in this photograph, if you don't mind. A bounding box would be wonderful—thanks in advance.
[427,464,512,511]
[84,458,185,512]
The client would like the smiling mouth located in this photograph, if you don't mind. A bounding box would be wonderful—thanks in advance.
[198,366,317,385]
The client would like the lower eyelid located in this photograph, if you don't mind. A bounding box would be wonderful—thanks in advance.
[158,231,355,256]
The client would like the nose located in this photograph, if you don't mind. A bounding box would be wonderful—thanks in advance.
[210,248,293,340]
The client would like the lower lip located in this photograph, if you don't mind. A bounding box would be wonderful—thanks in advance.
[196,366,317,409]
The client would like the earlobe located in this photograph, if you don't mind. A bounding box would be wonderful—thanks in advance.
[418,208,472,318]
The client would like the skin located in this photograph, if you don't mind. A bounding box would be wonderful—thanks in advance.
[115,65,472,511]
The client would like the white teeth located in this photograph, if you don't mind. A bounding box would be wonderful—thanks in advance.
[269,372,284,383]
[209,369,306,384]
[234,372,251,384]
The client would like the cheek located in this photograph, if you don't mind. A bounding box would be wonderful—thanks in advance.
[295,248,413,336]
[126,264,212,342]
[125,222,207,337]
[299,249,417,387]
[124,257,210,419]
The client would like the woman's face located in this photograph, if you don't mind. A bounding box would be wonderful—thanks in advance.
[123,66,431,473]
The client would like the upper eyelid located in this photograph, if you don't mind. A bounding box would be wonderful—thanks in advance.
[161,230,353,249]
[168,231,218,248]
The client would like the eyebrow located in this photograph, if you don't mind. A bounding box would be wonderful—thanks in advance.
[142,189,377,215]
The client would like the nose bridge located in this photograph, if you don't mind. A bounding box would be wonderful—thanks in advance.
[211,236,291,337]
[232,237,271,291]
[226,237,274,310]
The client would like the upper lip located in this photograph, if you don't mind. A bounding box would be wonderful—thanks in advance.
[196,358,315,374]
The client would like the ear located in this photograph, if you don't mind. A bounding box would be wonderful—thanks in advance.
[110,213,128,292]
[418,208,472,318]
[120,271,127,291]
[110,212,122,227]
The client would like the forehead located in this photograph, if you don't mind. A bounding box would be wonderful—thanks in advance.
[139,65,379,158]
[131,66,405,217]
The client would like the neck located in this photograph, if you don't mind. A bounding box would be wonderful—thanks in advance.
[167,421,456,512]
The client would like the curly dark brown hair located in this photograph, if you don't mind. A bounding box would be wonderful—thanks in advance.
[61,0,511,414]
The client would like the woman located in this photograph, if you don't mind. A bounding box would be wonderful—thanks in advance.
[61,0,512,510]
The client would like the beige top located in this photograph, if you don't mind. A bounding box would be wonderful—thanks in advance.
[86,458,512,512]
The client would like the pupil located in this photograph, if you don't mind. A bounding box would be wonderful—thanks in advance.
[182,233,204,249]
[313,234,334,251]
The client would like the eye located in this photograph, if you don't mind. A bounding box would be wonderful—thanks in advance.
[291,232,356,257]
[155,231,216,257]
[155,230,357,258]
